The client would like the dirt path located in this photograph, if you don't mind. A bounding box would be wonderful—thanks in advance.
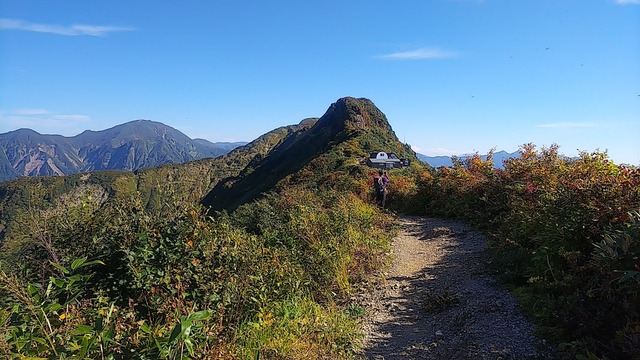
[357,216,548,359]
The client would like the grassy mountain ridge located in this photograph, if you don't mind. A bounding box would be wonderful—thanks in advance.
[202,97,419,211]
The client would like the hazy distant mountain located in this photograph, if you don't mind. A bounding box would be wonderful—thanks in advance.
[417,150,520,169]
[416,154,454,168]
[0,120,244,182]
[193,139,247,152]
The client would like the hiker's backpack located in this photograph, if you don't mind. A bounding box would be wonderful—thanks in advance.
[374,176,385,195]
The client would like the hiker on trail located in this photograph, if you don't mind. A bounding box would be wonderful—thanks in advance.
[374,170,389,208]
[382,171,389,207]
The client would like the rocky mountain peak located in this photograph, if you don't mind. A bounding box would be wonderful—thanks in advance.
[316,97,393,134]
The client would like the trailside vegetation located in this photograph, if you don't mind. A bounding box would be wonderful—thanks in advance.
[0,184,394,358]
[411,144,640,359]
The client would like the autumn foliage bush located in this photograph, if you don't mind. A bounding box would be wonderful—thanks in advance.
[414,144,640,358]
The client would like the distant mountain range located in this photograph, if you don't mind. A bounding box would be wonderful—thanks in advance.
[417,150,520,169]
[0,120,246,182]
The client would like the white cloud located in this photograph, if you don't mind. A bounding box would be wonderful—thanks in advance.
[0,18,135,36]
[536,122,598,129]
[377,47,458,60]
[616,0,640,4]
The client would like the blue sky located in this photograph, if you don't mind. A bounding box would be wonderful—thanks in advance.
[1,0,639,164]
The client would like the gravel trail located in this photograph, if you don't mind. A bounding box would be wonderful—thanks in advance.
[357,216,549,359]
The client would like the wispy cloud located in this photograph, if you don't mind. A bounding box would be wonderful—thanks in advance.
[616,0,640,5]
[51,114,90,121]
[1,109,90,130]
[376,47,458,60]
[0,18,135,36]
[536,122,598,129]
